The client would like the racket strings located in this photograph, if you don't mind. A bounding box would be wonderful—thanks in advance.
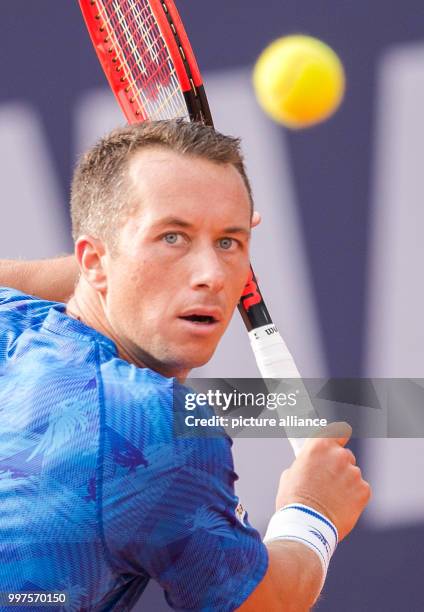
[123,0,187,117]
[96,0,189,120]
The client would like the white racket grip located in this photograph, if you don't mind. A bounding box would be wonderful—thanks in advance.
[248,324,317,456]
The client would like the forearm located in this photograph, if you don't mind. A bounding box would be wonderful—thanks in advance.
[239,540,323,611]
[0,256,79,303]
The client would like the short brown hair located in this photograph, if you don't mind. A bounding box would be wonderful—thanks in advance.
[70,119,253,248]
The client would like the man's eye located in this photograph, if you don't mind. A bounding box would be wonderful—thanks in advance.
[219,237,235,250]
[163,233,180,245]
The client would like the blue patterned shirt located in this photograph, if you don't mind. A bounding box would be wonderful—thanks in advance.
[0,288,267,611]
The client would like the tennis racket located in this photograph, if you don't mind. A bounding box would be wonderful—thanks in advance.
[79,0,317,455]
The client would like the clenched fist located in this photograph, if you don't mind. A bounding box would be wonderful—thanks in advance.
[276,422,371,541]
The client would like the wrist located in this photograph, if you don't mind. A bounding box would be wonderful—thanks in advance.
[264,503,338,587]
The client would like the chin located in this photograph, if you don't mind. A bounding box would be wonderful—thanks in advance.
[177,353,213,372]
[165,348,216,376]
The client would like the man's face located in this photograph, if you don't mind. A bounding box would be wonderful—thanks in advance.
[103,148,253,379]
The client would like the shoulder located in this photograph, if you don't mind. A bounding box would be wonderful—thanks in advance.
[0,286,28,306]
[99,360,234,478]
[0,287,60,350]
[100,359,175,423]
[0,286,54,318]
[99,360,179,466]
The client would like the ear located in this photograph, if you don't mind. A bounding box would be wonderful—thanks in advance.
[251,210,262,228]
[74,235,108,293]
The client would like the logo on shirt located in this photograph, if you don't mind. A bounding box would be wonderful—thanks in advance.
[235,502,247,527]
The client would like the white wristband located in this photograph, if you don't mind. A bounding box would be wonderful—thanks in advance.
[263,503,338,581]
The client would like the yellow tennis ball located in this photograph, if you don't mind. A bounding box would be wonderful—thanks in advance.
[253,35,345,128]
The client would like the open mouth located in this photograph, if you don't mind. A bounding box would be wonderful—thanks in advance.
[179,314,217,325]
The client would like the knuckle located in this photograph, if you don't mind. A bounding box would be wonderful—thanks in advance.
[352,465,362,479]
[362,480,372,501]
[332,450,344,470]
[345,449,357,464]
[314,436,332,452]
[341,448,355,464]
[334,447,351,469]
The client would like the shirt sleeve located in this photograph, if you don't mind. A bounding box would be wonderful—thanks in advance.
[101,375,268,611]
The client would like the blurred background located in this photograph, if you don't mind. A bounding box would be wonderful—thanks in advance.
[1,1,424,609]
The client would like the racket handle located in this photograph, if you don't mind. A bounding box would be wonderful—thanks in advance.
[248,324,317,456]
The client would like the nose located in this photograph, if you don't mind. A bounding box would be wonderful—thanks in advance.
[190,247,225,293]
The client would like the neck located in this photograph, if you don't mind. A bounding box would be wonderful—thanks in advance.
[67,280,113,348]
[66,279,188,382]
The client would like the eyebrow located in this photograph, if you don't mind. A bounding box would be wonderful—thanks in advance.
[152,216,251,236]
